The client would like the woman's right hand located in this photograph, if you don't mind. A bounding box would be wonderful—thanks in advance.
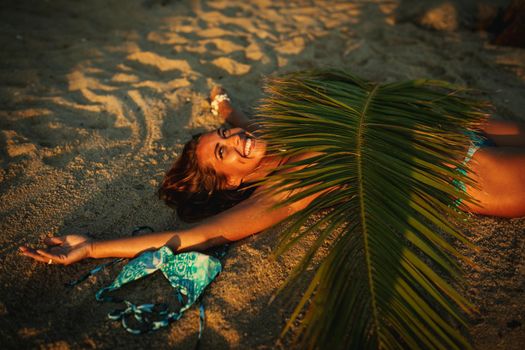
[19,234,93,266]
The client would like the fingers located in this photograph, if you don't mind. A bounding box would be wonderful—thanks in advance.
[44,236,66,246]
[19,246,66,265]
[210,86,226,101]
[19,247,52,264]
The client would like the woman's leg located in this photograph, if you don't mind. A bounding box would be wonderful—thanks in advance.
[481,119,525,147]
[465,146,525,218]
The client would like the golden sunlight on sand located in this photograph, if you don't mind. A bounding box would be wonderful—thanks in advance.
[0,0,524,349]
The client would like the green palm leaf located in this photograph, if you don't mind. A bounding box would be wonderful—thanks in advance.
[256,70,489,349]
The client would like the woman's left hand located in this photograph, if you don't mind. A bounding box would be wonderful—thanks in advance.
[19,234,93,265]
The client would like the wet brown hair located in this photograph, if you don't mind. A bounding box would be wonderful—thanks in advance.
[158,133,254,222]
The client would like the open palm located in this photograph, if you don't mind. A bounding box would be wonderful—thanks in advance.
[20,234,92,265]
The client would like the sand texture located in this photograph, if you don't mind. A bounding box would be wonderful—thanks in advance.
[1,0,524,349]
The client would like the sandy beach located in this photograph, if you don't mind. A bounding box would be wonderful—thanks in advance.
[1,0,524,348]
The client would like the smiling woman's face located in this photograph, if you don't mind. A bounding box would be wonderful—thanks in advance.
[196,127,267,188]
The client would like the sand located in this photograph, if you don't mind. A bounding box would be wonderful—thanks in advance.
[0,0,524,348]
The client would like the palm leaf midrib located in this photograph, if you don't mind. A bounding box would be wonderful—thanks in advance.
[355,82,383,342]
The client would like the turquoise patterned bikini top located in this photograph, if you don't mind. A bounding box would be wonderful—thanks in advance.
[95,246,222,335]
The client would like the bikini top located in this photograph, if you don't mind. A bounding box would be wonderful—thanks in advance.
[94,246,222,335]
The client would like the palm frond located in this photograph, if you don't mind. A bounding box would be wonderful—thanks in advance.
[256,69,489,349]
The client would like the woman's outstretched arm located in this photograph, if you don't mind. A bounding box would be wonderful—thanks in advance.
[93,190,305,257]
[20,184,321,265]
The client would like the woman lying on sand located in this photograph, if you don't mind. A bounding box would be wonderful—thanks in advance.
[20,87,525,265]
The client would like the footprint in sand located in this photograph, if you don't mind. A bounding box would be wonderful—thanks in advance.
[1,130,37,159]
[210,57,251,75]
[127,51,192,73]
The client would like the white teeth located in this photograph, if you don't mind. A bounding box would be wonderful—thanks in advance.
[244,137,252,156]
